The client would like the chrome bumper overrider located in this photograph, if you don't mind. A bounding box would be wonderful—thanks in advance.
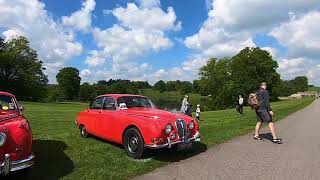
[0,154,35,175]
[145,131,201,149]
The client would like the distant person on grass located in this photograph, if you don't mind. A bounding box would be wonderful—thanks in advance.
[180,95,189,115]
[254,82,283,144]
[238,95,244,115]
[196,104,201,122]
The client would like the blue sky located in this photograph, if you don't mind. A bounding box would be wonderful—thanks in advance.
[1,0,320,85]
[41,0,211,71]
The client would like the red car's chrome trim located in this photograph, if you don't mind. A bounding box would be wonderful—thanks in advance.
[144,132,201,149]
[0,154,35,175]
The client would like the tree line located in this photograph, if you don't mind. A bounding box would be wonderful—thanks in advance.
[0,36,310,110]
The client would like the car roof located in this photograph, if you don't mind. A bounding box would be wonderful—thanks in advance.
[0,91,15,97]
[96,94,147,99]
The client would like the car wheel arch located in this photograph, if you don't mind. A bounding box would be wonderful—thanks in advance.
[122,125,145,144]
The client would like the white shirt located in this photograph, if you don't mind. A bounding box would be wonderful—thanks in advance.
[239,97,244,105]
[196,107,200,116]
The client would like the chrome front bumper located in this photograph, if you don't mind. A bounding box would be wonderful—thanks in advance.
[145,131,201,149]
[0,154,35,175]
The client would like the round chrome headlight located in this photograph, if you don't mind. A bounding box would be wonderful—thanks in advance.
[0,132,7,147]
[165,124,172,134]
[189,121,195,129]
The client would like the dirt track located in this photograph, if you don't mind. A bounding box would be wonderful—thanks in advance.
[135,99,320,180]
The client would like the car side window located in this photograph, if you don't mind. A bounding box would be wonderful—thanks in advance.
[90,97,104,109]
[103,97,116,110]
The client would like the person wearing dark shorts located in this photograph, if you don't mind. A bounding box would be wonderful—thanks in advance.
[254,82,282,144]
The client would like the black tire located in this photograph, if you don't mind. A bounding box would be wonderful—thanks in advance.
[80,125,88,138]
[123,128,146,159]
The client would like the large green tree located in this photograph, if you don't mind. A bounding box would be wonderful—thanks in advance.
[291,76,308,92]
[0,36,48,101]
[199,58,232,109]
[198,47,281,109]
[230,47,281,101]
[56,67,81,100]
[153,80,166,93]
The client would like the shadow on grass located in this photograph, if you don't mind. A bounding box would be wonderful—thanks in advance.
[2,140,74,180]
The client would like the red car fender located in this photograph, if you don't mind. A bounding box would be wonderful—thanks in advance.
[119,115,162,145]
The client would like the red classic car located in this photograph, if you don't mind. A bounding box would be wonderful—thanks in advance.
[76,94,201,158]
[0,91,34,175]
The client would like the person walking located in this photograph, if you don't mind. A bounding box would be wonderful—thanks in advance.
[238,95,244,115]
[196,104,201,122]
[180,95,189,115]
[254,82,283,144]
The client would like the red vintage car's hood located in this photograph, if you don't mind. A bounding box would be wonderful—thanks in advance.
[125,108,191,123]
[0,111,19,122]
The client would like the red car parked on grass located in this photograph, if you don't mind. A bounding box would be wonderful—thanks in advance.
[0,91,34,175]
[76,94,201,158]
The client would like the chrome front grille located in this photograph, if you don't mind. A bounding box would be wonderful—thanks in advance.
[176,119,188,143]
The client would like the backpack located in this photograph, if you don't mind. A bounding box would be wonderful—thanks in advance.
[248,90,263,110]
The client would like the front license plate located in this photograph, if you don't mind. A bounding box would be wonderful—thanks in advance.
[177,142,193,151]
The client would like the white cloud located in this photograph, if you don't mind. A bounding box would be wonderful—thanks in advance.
[210,0,319,32]
[270,11,320,59]
[62,0,96,32]
[80,69,92,80]
[112,3,181,32]
[277,57,320,85]
[0,0,83,82]
[81,0,181,82]
[84,50,106,67]
[278,58,307,75]
[261,47,278,58]
[180,0,320,85]
[269,11,320,85]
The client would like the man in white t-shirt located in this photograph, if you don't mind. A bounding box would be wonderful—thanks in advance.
[238,95,244,115]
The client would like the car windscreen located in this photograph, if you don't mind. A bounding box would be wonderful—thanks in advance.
[0,95,17,111]
[117,96,152,109]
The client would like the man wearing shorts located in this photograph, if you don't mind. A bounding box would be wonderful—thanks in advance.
[254,82,282,144]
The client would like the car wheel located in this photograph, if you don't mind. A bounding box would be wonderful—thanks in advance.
[80,125,88,138]
[124,128,146,159]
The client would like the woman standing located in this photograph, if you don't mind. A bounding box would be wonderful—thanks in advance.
[180,95,189,115]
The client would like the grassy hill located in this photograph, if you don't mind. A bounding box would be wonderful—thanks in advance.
[4,98,314,180]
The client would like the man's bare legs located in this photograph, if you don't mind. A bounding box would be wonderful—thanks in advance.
[254,122,262,137]
[268,122,277,139]
[254,121,278,140]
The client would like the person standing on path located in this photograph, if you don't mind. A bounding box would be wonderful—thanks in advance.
[254,82,283,144]
[238,95,244,115]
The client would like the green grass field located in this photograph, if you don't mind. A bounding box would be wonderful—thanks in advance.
[308,86,320,92]
[4,98,314,180]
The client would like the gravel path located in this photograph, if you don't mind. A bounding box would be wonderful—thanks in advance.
[134,99,320,180]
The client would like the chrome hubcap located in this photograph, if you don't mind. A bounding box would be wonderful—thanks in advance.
[128,136,139,153]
